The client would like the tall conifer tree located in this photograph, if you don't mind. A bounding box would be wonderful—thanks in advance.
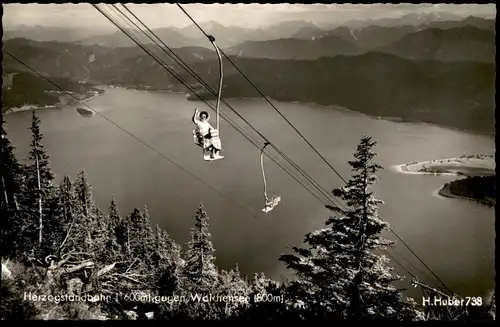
[280,135,423,321]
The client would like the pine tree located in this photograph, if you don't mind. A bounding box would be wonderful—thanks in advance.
[216,264,251,318]
[279,135,423,321]
[154,225,181,268]
[0,124,24,258]
[178,203,220,319]
[59,176,77,225]
[234,272,287,321]
[57,176,79,254]
[92,207,110,263]
[108,196,121,240]
[74,171,93,250]
[141,205,156,265]
[19,110,57,254]
[0,123,22,212]
[128,207,153,261]
[182,203,219,291]
[104,196,122,262]
[118,214,132,257]
[154,225,182,296]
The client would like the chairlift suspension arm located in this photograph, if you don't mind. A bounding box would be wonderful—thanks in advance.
[261,142,270,203]
[208,35,222,133]
[411,277,453,299]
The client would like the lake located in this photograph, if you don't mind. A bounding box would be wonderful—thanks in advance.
[4,86,495,299]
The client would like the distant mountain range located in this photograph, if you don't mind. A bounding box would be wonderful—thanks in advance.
[226,19,495,62]
[3,25,109,43]
[374,26,495,63]
[225,35,360,60]
[337,11,467,29]
[4,13,494,50]
[75,20,330,49]
[184,53,494,134]
[2,22,495,134]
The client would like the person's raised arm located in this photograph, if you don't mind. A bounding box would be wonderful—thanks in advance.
[192,108,199,124]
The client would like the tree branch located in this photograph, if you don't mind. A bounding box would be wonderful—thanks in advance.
[126,258,139,273]
[64,261,94,274]
[97,262,116,278]
[59,216,76,251]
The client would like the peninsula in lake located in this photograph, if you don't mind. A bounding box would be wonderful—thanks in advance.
[395,155,495,206]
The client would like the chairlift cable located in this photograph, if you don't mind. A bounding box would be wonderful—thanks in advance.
[175,3,456,296]
[95,4,337,207]
[3,50,257,219]
[117,4,338,206]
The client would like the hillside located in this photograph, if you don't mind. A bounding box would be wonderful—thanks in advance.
[185,53,495,134]
[351,25,419,49]
[179,21,272,48]
[439,176,495,207]
[344,12,465,29]
[290,25,326,40]
[225,25,494,62]
[3,39,495,134]
[375,26,495,63]
[81,28,199,48]
[3,38,216,86]
[321,25,421,49]
[79,21,313,49]
[225,35,361,60]
[425,16,496,32]
[2,71,100,112]
[3,25,108,43]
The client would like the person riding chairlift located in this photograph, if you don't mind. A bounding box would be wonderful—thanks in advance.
[192,108,223,161]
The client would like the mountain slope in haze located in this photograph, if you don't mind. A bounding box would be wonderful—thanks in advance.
[2,70,99,112]
[290,25,326,40]
[3,38,143,80]
[341,11,465,29]
[3,38,494,134]
[178,21,272,48]
[3,25,108,43]
[80,27,199,48]
[225,35,361,60]
[178,20,328,47]
[264,20,324,39]
[424,16,495,32]
[350,25,419,49]
[79,21,270,49]
[225,24,495,62]
[375,26,495,63]
[290,15,495,51]
[321,27,357,44]
[3,38,216,85]
[185,53,494,134]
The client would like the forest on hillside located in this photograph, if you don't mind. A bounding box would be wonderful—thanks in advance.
[0,112,495,321]
[3,34,495,134]
[2,71,104,113]
[440,176,495,207]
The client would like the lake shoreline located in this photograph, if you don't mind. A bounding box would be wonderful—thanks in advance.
[393,155,495,177]
[438,181,495,207]
[394,155,495,206]
[3,84,494,299]
[185,94,494,137]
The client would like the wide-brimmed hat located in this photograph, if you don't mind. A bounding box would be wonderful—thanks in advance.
[199,111,210,120]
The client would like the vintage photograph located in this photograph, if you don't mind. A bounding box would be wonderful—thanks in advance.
[1,2,495,321]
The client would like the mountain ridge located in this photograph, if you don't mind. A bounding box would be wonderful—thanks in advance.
[3,38,495,135]
[225,25,494,62]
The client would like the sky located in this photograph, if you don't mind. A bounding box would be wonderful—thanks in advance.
[2,3,496,31]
